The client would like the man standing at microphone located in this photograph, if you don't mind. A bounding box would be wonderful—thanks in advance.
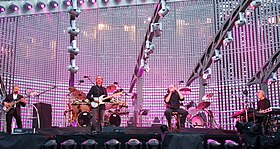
[164,84,188,131]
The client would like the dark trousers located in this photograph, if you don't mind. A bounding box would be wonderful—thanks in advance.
[91,107,105,132]
[6,110,22,134]
[164,107,188,127]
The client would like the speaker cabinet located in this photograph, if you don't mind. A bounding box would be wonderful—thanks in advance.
[32,103,52,128]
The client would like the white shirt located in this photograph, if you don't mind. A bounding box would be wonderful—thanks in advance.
[13,94,18,107]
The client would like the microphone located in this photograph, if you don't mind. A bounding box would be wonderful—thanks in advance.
[179,80,184,83]
[84,76,91,78]
[52,86,57,89]
[79,80,84,83]
[114,82,119,85]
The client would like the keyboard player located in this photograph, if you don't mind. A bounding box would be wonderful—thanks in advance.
[256,90,271,126]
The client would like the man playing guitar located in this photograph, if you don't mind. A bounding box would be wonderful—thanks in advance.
[87,75,110,133]
[2,85,26,134]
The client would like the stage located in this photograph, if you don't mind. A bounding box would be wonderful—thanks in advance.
[0,126,241,149]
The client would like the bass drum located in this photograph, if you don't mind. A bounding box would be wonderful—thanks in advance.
[77,111,92,127]
[190,114,205,128]
[105,113,121,127]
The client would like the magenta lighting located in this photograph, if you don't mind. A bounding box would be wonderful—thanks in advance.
[103,0,109,3]
[0,5,5,13]
[37,2,46,9]
[88,0,96,4]
[64,0,72,6]
[79,0,85,5]
[50,1,59,8]
[23,3,33,10]
[9,4,19,12]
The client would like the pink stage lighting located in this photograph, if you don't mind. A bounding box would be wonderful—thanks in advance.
[88,0,96,4]
[64,0,72,6]
[9,4,19,12]
[50,1,59,8]
[103,0,109,3]
[23,3,33,10]
[79,0,85,5]
[37,2,46,9]
[0,6,6,13]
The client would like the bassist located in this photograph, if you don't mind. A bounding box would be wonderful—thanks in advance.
[87,75,109,133]
[2,85,26,134]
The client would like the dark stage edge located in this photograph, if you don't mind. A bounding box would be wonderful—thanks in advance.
[0,127,240,149]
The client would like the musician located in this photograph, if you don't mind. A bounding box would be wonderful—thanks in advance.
[86,75,108,133]
[256,90,270,111]
[264,116,280,148]
[164,85,188,131]
[2,85,26,134]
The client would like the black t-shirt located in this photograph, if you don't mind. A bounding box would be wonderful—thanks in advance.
[257,98,270,111]
[164,91,184,109]
[86,85,108,109]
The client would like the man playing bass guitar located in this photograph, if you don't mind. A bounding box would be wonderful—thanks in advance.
[2,85,26,134]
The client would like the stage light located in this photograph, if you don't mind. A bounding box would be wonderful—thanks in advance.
[67,6,82,17]
[150,22,162,37]
[202,68,211,79]
[67,59,79,73]
[67,40,79,55]
[224,140,239,148]
[211,49,222,63]
[125,139,142,149]
[0,5,6,13]
[223,31,233,46]
[235,12,247,27]
[79,0,85,5]
[9,4,19,12]
[42,140,58,149]
[67,20,80,36]
[144,40,155,60]
[140,59,150,73]
[250,0,262,10]
[36,2,46,9]
[61,139,77,149]
[64,0,72,6]
[207,139,221,147]
[158,0,170,18]
[267,72,277,85]
[88,0,96,4]
[81,139,98,149]
[23,3,33,11]
[104,139,121,149]
[146,139,161,149]
[103,0,109,3]
[49,1,59,8]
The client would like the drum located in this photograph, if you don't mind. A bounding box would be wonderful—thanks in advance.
[190,115,205,128]
[77,111,92,127]
[105,113,121,127]
[186,101,197,115]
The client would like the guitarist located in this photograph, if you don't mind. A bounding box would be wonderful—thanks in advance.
[2,85,26,134]
[87,75,110,133]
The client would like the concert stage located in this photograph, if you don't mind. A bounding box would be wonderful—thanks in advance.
[0,127,240,149]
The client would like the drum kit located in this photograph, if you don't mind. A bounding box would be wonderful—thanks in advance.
[65,85,128,127]
[180,89,218,129]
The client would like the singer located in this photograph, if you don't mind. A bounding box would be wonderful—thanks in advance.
[164,84,188,131]
[256,90,270,111]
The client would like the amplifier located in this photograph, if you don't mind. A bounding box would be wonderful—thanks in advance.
[12,128,36,134]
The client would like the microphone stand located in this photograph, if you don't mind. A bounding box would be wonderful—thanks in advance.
[85,77,96,86]
[34,86,56,103]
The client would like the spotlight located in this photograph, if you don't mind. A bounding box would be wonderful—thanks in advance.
[67,20,80,36]
[42,140,58,149]
[250,0,262,10]
[150,22,162,37]
[0,5,6,13]
[88,0,96,4]
[224,140,239,148]
[61,139,77,149]
[23,3,33,11]
[103,0,109,3]
[37,2,46,9]
[140,59,150,73]
[67,40,79,55]
[104,139,121,149]
[9,4,19,12]
[144,40,156,60]
[223,31,233,46]
[267,72,277,85]
[81,139,98,149]
[158,0,170,18]
[202,68,211,79]
[235,12,247,27]
[125,139,142,149]
[67,6,82,17]
[207,139,221,147]
[64,0,72,6]
[79,0,85,5]
[211,49,222,63]
[49,1,59,8]
[67,59,79,73]
[146,139,161,149]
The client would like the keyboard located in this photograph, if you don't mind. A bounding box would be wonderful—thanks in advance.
[258,107,280,114]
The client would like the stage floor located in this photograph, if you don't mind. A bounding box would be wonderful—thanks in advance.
[0,126,240,149]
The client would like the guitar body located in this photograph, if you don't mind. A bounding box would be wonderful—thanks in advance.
[3,99,23,113]
[91,95,106,108]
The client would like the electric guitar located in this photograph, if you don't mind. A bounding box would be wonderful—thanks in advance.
[3,98,24,113]
[91,92,122,108]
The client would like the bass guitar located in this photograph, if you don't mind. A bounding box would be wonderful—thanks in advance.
[3,98,24,113]
[91,92,122,108]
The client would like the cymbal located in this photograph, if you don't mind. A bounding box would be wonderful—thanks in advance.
[106,85,117,93]
[72,90,86,100]
[197,101,211,110]
[179,87,191,95]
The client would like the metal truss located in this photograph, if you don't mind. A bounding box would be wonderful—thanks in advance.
[247,48,280,86]
[185,0,253,86]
